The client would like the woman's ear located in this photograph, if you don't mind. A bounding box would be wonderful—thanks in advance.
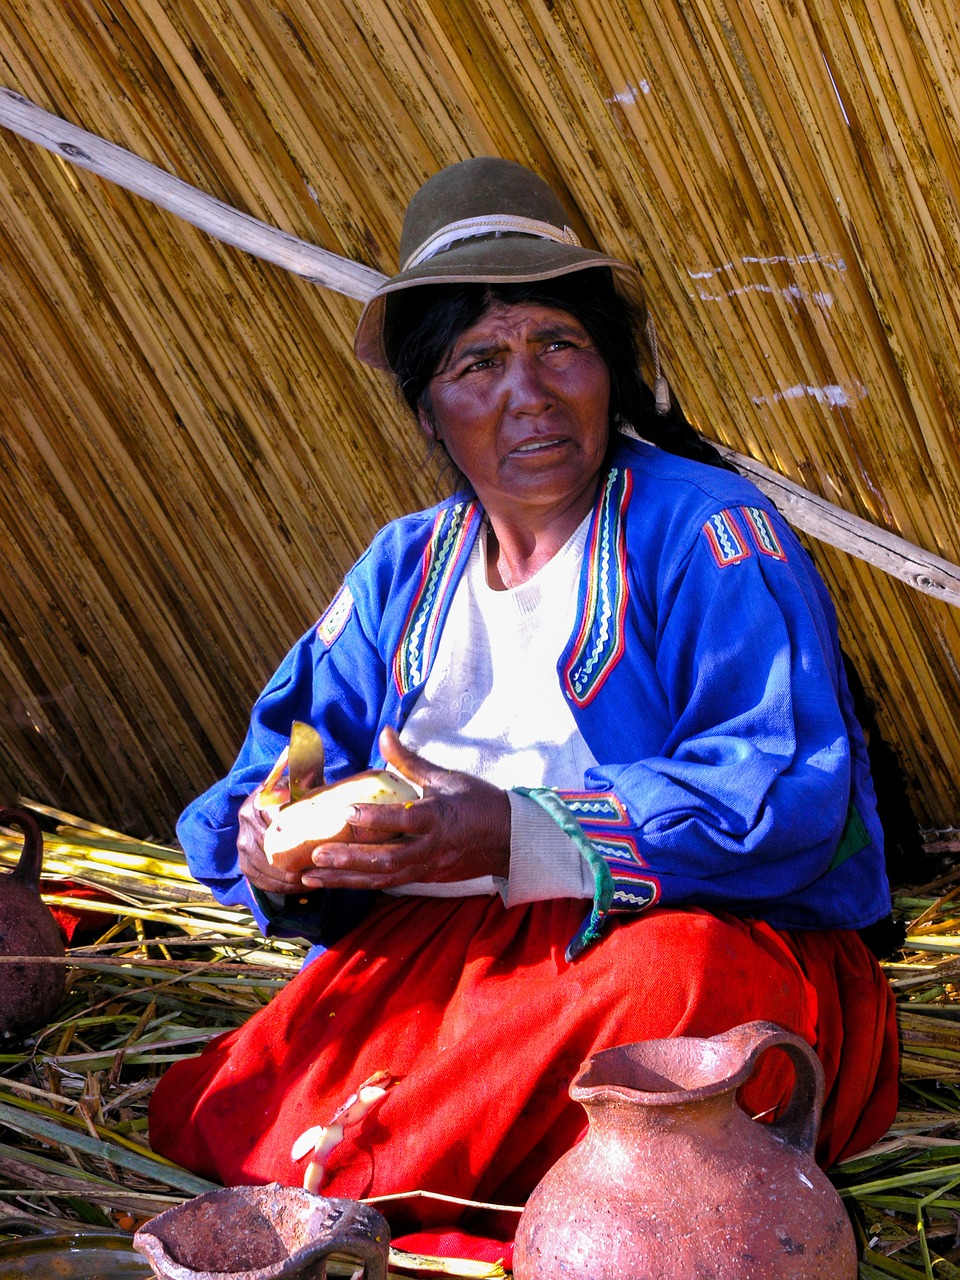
[417,404,441,442]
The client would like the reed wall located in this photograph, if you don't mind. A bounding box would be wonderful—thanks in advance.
[0,0,958,838]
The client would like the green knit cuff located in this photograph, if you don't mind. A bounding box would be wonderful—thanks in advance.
[512,786,614,961]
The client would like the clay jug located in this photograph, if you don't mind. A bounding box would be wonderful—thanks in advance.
[0,806,65,1042]
[513,1020,856,1279]
[133,1184,390,1280]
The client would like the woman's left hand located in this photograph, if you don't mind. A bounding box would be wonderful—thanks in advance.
[298,726,511,889]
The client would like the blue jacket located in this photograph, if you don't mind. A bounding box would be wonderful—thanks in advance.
[178,436,892,950]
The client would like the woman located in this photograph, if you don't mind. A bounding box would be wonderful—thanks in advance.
[150,158,898,1257]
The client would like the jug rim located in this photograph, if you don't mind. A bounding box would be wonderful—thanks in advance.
[569,1023,812,1107]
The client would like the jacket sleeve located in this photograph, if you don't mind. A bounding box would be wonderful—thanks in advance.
[175,577,385,942]
[554,507,881,955]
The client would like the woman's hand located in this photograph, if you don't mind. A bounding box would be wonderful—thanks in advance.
[299,726,511,890]
[238,788,311,896]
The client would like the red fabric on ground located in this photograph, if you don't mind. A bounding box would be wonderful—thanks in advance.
[41,879,119,944]
[390,1231,514,1270]
[149,895,897,1247]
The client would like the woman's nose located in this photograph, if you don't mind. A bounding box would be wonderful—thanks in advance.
[504,352,553,413]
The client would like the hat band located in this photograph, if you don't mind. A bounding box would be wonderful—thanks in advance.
[401,214,582,272]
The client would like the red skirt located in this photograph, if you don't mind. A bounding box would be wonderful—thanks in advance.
[149,896,898,1253]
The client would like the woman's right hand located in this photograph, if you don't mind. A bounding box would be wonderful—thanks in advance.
[238,788,309,895]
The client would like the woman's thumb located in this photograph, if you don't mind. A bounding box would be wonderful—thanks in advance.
[378,725,441,788]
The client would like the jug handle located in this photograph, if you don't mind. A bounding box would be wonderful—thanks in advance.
[713,1020,825,1156]
[0,807,45,889]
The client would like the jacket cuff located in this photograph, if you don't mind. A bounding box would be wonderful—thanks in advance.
[504,792,594,907]
[511,787,614,960]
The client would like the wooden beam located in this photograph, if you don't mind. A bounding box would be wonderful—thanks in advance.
[3,85,959,609]
[722,450,960,608]
[0,88,384,301]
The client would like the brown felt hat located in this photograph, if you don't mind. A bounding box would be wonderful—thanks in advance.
[353,157,642,372]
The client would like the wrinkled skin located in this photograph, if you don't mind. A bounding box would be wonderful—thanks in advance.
[238,727,510,893]
[422,301,610,586]
[238,791,292,896]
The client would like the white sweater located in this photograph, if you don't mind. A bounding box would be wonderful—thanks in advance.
[394,516,596,904]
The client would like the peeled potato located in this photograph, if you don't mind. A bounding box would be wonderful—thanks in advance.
[263,770,419,871]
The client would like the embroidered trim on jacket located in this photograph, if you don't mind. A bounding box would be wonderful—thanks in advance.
[592,835,661,912]
[392,501,479,695]
[558,790,629,826]
[561,790,662,919]
[316,584,354,647]
[563,468,632,707]
[702,509,751,567]
[741,506,787,560]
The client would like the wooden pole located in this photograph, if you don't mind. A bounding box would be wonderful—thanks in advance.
[724,451,960,608]
[0,87,385,301]
[2,84,959,608]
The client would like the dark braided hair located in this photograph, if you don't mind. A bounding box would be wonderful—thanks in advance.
[387,268,736,472]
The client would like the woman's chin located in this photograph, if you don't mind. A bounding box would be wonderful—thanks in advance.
[492,452,602,507]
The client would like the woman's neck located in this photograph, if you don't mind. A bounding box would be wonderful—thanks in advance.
[484,490,597,590]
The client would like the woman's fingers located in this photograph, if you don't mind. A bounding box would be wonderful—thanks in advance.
[345,795,431,839]
[301,836,430,889]
[237,790,306,894]
[303,790,509,887]
[253,865,307,894]
[279,729,512,887]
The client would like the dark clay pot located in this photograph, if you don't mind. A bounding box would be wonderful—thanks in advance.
[0,806,65,1042]
[133,1184,390,1280]
[0,1217,150,1277]
[513,1020,857,1279]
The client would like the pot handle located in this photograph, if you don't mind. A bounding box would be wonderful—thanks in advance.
[712,1020,825,1156]
[0,807,45,889]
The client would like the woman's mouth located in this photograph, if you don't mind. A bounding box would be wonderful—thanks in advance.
[512,437,565,455]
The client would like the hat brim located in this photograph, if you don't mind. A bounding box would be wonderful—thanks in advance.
[353,237,641,371]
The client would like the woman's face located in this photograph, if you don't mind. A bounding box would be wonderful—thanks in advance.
[421,302,611,525]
